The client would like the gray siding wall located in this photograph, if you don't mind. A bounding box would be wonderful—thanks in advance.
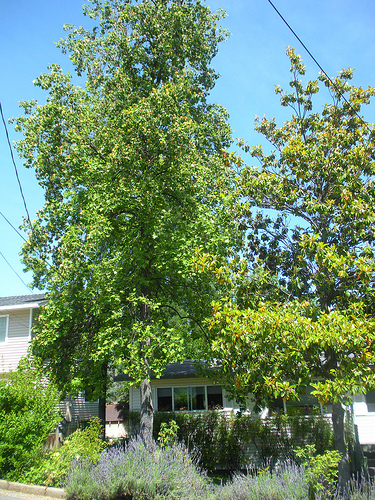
[58,393,100,426]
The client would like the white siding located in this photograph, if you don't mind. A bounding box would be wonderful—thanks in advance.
[353,395,375,444]
[0,336,30,373]
[0,309,32,374]
[58,393,100,425]
[355,414,375,444]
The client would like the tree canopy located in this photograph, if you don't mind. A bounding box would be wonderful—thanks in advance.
[14,0,240,442]
[204,48,375,486]
[241,47,375,313]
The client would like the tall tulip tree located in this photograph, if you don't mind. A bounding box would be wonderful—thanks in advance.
[14,0,239,444]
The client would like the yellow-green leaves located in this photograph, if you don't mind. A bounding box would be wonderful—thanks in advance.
[206,298,375,407]
[16,0,241,399]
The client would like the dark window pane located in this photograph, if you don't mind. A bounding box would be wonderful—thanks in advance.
[158,388,172,411]
[0,317,7,343]
[207,386,223,409]
[174,387,188,411]
[366,390,375,412]
[191,387,205,410]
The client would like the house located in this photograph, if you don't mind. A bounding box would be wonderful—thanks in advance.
[0,294,100,430]
[105,402,129,440]
[120,360,253,414]
[124,360,375,447]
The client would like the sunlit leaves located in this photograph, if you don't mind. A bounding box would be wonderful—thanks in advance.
[206,298,375,406]
[241,48,375,312]
[15,0,241,397]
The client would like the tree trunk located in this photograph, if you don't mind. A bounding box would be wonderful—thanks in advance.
[332,402,351,491]
[139,271,154,448]
[140,376,154,448]
[98,362,108,440]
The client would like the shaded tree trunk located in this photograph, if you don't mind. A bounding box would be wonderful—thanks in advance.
[140,376,154,448]
[98,362,108,440]
[332,402,351,491]
[139,271,154,448]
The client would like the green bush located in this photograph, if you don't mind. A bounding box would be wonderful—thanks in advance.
[0,360,61,481]
[35,417,106,487]
[295,444,341,499]
[158,419,179,447]
[152,411,334,472]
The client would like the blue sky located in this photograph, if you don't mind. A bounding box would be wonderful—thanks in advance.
[1,0,375,297]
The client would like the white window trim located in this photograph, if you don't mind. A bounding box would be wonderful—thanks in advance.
[0,315,9,343]
[28,309,33,339]
[29,307,39,339]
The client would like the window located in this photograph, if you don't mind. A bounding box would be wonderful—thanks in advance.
[157,386,222,412]
[191,387,206,410]
[366,391,375,412]
[30,309,39,339]
[158,388,172,411]
[174,387,188,411]
[207,386,223,409]
[0,316,8,343]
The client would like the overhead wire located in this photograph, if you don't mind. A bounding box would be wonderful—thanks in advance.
[0,100,32,226]
[266,0,372,132]
[0,211,27,242]
[0,102,35,292]
[0,249,31,291]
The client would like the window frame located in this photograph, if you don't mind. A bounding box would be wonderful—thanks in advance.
[156,385,223,412]
[0,315,9,343]
[29,308,39,339]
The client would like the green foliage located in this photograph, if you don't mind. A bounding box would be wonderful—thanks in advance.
[206,300,375,407]
[14,0,240,416]
[242,46,375,313]
[26,417,106,487]
[0,360,60,481]
[295,444,341,499]
[204,47,375,486]
[152,411,333,472]
[158,419,179,447]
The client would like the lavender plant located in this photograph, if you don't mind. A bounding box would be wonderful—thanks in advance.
[65,439,375,500]
[65,437,213,500]
[216,463,309,500]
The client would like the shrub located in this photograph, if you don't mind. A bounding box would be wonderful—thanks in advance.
[158,420,179,447]
[0,360,60,481]
[152,411,334,472]
[41,417,106,487]
[65,438,212,500]
[295,444,341,499]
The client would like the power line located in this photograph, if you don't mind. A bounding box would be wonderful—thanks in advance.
[0,210,27,242]
[0,249,31,292]
[266,0,370,130]
[0,100,32,226]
